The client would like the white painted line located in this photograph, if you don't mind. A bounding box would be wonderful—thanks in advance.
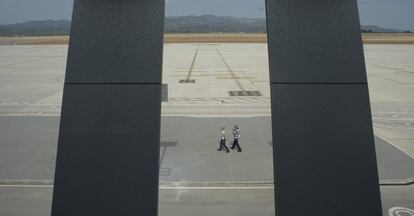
[160,186,274,190]
[0,185,274,190]
[0,185,53,188]
[388,207,414,216]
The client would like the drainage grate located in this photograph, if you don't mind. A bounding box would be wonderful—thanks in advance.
[179,79,195,84]
[229,91,262,96]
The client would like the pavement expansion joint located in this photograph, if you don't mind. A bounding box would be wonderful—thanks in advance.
[270,82,368,85]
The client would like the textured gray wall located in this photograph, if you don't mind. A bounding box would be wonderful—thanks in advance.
[65,0,164,84]
[51,0,165,215]
[266,0,383,215]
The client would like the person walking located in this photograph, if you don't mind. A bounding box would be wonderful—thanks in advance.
[218,127,229,153]
[231,125,242,152]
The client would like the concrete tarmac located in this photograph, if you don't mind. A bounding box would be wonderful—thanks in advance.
[0,44,413,215]
[1,186,413,216]
[1,116,412,183]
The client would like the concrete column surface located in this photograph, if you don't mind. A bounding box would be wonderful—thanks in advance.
[266,0,383,215]
[51,0,165,215]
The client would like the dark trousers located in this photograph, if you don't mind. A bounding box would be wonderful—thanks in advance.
[231,139,242,152]
[218,139,229,153]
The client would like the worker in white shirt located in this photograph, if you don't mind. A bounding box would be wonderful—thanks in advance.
[217,126,229,153]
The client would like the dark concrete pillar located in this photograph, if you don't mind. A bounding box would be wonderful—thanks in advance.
[266,0,383,215]
[51,0,165,215]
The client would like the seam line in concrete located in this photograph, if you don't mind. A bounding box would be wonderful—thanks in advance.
[270,82,368,85]
[64,83,162,85]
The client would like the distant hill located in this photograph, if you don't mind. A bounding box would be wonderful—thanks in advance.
[360,25,405,33]
[165,15,266,33]
[0,16,409,36]
[0,20,71,36]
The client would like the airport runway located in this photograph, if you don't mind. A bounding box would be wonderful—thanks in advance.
[0,44,413,215]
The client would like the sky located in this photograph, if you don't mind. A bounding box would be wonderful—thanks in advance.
[0,0,413,31]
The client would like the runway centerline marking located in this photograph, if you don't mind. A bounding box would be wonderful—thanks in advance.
[185,48,199,82]
[215,48,246,91]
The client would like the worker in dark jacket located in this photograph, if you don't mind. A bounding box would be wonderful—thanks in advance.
[218,126,229,153]
[231,125,242,152]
